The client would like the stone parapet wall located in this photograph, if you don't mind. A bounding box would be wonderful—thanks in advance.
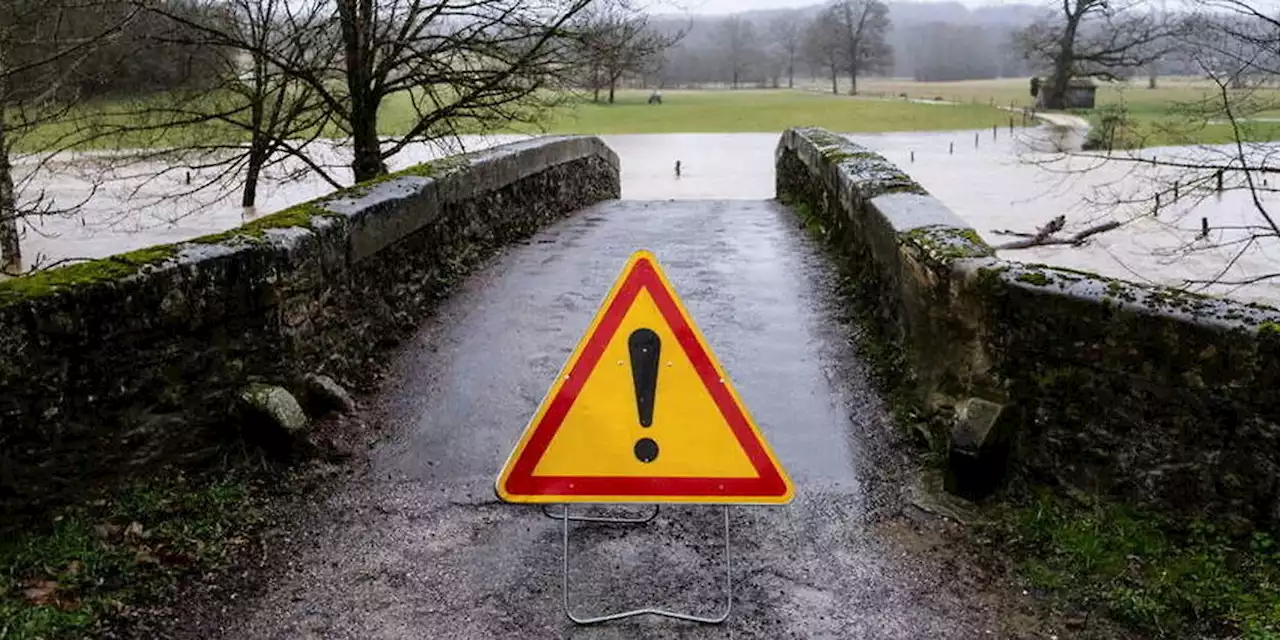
[776,126,1280,530]
[0,136,620,516]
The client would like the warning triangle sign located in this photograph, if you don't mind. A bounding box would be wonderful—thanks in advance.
[495,250,794,505]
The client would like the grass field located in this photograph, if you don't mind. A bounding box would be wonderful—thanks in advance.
[856,76,1280,147]
[522,89,1012,135]
[10,88,1015,153]
[15,78,1280,154]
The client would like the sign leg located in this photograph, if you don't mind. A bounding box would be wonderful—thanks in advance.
[542,504,659,524]
[561,505,732,625]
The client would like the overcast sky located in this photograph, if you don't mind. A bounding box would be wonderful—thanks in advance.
[676,0,1024,14]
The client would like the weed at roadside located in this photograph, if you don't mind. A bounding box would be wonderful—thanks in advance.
[0,473,264,639]
[981,489,1280,639]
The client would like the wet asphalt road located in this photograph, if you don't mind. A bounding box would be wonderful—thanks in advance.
[215,200,1031,639]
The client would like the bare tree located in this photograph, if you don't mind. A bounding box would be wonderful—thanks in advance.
[1016,0,1175,110]
[770,12,802,90]
[1001,2,1280,296]
[717,15,759,90]
[573,0,683,104]
[912,22,1004,82]
[830,0,892,96]
[152,0,593,184]
[803,6,844,95]
[92,0,340,215]
[0,0,141,273]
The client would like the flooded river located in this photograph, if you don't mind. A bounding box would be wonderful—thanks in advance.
[853,127,1280,305]
[15,128,1280,305]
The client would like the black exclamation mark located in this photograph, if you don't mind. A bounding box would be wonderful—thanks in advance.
[629,328,660,463]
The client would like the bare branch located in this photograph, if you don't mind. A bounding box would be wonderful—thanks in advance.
[994,216,1123,250]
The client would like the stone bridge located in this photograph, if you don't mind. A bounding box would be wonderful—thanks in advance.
[1,128,1278,636]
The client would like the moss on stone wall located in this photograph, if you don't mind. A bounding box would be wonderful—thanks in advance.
[401,154,473,179]
[904,226,994,262]
[1015,272,1052,286]
[191,201,339,245]
[1004,262,1275,324]
[0,245,178,305]
[4,154,489,303]
[794,127,927,199]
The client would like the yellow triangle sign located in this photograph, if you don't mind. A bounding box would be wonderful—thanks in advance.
[495,250,794,505]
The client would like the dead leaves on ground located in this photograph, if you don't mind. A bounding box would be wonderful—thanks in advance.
[11,518,212,613]
[19,577,82,612]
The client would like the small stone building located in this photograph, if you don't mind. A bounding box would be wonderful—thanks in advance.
[1036,77,1098,109]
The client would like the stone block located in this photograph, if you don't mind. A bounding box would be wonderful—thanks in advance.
[950,397,1008,456]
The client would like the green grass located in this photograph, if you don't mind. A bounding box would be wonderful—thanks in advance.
[862,76,1280,148]
[858,75,1280,113]
[520,90,1012,134]
[984,489,1280,639]
[10,92,251,153]
[10,88,1018,153]
[1088,100,1280,149]
[0,475,263,639]
[16,79,1280,154]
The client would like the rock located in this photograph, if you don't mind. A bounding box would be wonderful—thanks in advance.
[947,397,1013,500]
[950,397,1007,455]
[93,523,122,540]
[908,469,986,526]
[302,374,356,415]
[238,383,310,451]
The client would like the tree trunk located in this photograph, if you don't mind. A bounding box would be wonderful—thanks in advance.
[842,2,864,97]
[242,137,268,208]
[1044,58,1072,110]
[351,102,386,183]
[347,69,386,182]
[788,57,795,89]
[830,65,838,94]
[609,79,616,104]
[1043,15,1080,110]
[341,0,387,183]
[0,119,19,275]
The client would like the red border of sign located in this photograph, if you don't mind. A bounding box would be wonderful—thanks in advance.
[500,256,789,499]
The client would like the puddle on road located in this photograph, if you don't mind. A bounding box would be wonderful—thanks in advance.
[15,129,1280,305]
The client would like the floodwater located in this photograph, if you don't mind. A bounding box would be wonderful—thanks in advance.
[14,133,776,268]
[15,127,1280,304]
[850,126,1280,304]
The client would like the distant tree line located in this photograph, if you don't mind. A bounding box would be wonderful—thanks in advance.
[637,1,1044,91]
[3,0,222,104]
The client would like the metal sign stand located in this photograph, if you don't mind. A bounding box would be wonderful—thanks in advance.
[546,504,732,625]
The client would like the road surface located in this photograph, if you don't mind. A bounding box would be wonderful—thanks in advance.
[204,199,1046,639]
